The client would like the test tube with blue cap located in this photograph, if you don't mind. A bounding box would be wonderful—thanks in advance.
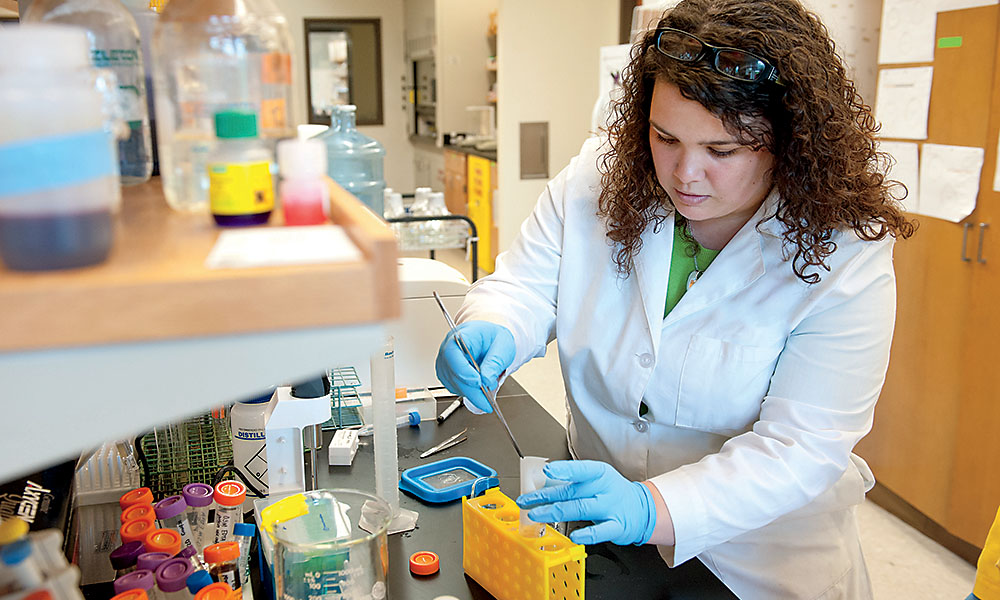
[357,410,421,436]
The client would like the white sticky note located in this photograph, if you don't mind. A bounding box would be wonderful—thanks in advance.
[917,143,985,222]
[993,131,1000,192]
[879,141,921,213]
[875,67,934,140]
[204,224,363,269]
[879,0,998,65]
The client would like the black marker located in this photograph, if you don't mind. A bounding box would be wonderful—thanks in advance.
[437,398,462,423]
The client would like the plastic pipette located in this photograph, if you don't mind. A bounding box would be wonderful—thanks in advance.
[431,291,524,458]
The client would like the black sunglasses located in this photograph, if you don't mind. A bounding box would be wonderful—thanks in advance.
[654,27,784,86]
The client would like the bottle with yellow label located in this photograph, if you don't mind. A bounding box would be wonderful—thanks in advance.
[207,110,274,226]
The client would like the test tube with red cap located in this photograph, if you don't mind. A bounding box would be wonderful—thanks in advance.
[212,481,246,544]
[182,484,214,551]
[204,542,241,594]
[154,496,196,551]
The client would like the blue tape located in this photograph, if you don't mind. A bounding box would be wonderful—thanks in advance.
[0,130,117,196]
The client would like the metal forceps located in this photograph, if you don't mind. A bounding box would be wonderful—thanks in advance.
[431,291,525,458]
[419,428,469,459]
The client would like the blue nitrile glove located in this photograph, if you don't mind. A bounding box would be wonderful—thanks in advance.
[435,320,515,413]
[516,460,657,546]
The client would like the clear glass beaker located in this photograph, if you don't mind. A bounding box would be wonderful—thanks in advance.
[272,489,391,600]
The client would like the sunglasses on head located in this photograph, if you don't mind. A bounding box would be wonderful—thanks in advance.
[654,27,784,86]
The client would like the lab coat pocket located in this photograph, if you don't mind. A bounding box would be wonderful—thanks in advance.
[675,334,781,435]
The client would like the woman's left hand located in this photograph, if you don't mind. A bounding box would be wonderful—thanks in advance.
[516,460,657,546]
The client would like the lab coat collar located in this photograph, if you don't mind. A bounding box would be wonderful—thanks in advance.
[634,189,782,349]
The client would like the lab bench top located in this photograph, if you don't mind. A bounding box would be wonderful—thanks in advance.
[311,379,737,600]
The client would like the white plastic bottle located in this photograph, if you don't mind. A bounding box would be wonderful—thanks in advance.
[24,0,153,186]
[277,137,328,226]
[230,390,273,508]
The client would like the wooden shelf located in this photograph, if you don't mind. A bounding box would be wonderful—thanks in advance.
[0,179,399,352]
[0,179,400,482]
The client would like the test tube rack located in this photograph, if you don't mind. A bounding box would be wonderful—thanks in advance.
[463,488,586,600]
[322,366,364,429]
[138,413,232,499]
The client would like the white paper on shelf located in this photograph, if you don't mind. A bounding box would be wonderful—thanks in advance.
[878,141,921,213]
[205,224,363,269]
[917,143,985,222]
[874,67,934,140]
[878,0,998,65]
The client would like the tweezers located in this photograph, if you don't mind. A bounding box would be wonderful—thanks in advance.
[420,428,469,459]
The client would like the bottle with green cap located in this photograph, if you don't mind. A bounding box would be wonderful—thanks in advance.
[207,109,274,226]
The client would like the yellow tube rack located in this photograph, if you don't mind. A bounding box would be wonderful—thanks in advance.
[463,488,586,600]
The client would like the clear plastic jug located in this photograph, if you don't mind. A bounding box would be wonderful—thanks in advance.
[152,0,294,212]
[270,489,391,600]
[316,105,386,217]
[23,0,153,186]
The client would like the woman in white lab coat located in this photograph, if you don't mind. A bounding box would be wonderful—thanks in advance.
[436,0,915,597]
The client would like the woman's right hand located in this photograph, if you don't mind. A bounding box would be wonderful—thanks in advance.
[435,320,515,413]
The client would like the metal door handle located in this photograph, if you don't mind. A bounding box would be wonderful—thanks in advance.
[978,223,989,264]
[962,223,973,262]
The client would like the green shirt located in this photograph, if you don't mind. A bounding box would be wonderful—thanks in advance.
[664,221,721,318]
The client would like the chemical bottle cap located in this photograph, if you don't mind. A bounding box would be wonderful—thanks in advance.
[233,522,256,538]
[213,480,247,506]
[22,591,53,600]
[408,550,440,576]
[136,552,172,573]
[429,192,447,212]
[120,488,154,510]
[182,483,214,508]
[204,541,240,564]
[120,518,156,545]
[408,410,421,426]
[0,517,29,545]
[214,110,259,139]
[113,569,156,595]
[195,583,236,600]
[186,569,214,594]
[155,558,194,593]
[278,138,327,178]
[109,541,146,570]
[121,504,156,524]
[154,495,188,520]
[110,590,148,600]
[0,25,91,71]
[0,539,31,566]
[144,528,182,555]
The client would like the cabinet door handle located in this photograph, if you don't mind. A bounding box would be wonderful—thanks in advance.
[978,223,989,264]
[962,222,973,262]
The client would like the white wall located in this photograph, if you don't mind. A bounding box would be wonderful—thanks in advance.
[436,0,498,140]
[495,0,619,252]
[276,0,415,193]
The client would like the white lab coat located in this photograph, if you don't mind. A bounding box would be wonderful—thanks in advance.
[456,136,894,599]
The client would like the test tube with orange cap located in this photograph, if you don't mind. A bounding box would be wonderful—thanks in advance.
[154,495,196,551]
[121,504,157,525]
[204,542,240,593]
[119,488,154,512]
[194,582,235,600]
[111,590,149,600]
[145,529,182,557]
[121,517,157,545]
[212,481,246,544]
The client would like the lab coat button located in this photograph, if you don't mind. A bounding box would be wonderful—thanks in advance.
[638,353,654,368]
[632,419,648,433]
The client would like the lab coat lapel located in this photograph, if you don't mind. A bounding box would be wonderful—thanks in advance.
[633,212,676,356]
[663,191,781,328]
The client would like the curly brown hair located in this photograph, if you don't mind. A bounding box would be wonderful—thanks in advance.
[598,0,914,283]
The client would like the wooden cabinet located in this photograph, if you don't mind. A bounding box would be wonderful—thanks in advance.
[443,148,467,215]
[857,5,1000,548]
